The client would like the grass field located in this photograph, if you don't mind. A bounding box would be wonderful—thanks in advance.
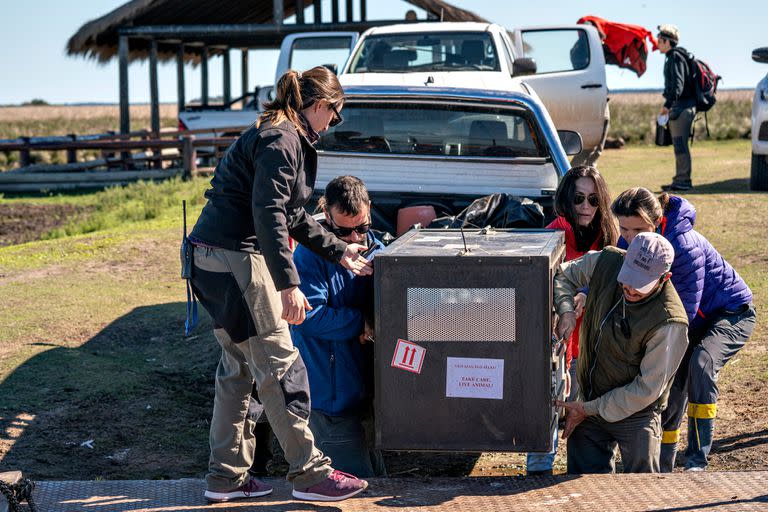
[0,139,765,479]
[0,104,178,169]
[0,90,755,169]
[609,89,753,144]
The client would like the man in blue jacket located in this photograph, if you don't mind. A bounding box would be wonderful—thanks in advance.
[291,176,386,478]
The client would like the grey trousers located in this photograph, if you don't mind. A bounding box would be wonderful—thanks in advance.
[571,102,610,168]
[660,303,756,471]
[567,409,662,474]
[669,107,696,187]
[191,246,333,491]
[309,409,387,478]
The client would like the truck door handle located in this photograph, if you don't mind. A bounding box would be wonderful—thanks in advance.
[581,83,603,89]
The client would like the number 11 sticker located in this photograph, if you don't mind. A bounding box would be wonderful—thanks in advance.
[391,339,426,374]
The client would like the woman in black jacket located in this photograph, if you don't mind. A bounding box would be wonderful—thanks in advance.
[188,66,371,503]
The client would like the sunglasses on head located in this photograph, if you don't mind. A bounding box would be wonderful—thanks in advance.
[329,103,344,128]
[328,212,370,237]
[574,192,600,207]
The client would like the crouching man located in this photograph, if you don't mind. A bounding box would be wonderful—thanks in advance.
[290,176,386,477]
[555,232,688,473]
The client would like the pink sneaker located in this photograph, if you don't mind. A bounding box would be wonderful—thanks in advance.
[204,476,273,502]
[292,470,369,502]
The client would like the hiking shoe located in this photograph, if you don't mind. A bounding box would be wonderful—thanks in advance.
[527,469,553,477]
[661,183,693,192]
[204,476,273,503]
[292,470,368,502]
[684,466,705,472]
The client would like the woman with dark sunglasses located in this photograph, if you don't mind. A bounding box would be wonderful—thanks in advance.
[527,165,617,476]
[186,66,371,504]
[611,188,754,473]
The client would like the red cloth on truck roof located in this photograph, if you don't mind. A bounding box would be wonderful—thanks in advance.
[578,15,658,77]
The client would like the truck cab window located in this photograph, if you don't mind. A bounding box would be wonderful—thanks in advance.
[348,32,500,73]
[318,103,542,158]
[521,29,590,74]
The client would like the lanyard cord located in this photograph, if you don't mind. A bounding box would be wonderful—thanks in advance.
[586,297,623,400]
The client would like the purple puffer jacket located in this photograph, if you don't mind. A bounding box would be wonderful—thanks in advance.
[619,196,752,331]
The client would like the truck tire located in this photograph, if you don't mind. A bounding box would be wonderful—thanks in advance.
[751,153,768,191]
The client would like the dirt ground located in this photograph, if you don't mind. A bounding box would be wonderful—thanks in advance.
[0,203,89,247]
[1,202,766,480]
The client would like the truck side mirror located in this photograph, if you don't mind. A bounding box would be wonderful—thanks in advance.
[512,57,537,76]
[557,130,583,156]
[323,63,339,75]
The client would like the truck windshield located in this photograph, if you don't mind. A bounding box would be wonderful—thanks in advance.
[347,32,500,73]
[318,102,543,158]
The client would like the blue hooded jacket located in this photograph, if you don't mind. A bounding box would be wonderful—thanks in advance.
[619,196,752,331]
[290,230,383,416]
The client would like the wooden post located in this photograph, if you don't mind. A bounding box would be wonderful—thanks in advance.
[201,46,209,107]
[314,0,322,23]
[20,137,31,168]
[182,135,197,180]
[149,39,160,135]
[241,49,249,103]
[177,44,186,114]
[103,130,117,164]
[360,0,366,21]
[222,48,231,105]
[67,134,77,164]
[332,0,339,23]
[346,0,353,21]
[273,0,284,26]
[118,35,130,136]
[295,0,304,24]
[149,39,161,168]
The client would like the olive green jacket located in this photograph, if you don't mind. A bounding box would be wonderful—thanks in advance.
[554,248,688,422]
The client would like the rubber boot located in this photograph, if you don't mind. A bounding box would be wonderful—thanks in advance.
[684,405,715,470]
[659,429,680,472]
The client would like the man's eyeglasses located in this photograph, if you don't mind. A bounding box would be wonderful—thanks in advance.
[329,103,344,128]
[574,192,600,207]
[328,212,370,237]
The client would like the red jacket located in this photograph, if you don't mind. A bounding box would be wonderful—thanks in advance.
[577,15,658,77]
[547,216,604,361]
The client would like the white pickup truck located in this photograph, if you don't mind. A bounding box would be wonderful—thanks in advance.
[179,21,608,156]
[312,84,579,233]
[177,32,359,135]
[340,22,608,154]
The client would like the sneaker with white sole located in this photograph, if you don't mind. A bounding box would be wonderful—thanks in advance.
[204,476,273,503]
[292,470,368,502]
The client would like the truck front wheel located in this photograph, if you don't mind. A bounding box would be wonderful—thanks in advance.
[751,153,768,191]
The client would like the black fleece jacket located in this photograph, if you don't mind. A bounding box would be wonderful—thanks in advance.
[662,47,696,110]
[190,119,346,291]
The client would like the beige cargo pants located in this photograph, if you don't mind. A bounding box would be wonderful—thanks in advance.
[192,246,333,491]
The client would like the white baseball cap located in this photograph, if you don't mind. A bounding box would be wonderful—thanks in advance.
[617,232,674,294]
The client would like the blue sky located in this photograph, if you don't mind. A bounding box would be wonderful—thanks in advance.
[1,0,766,105]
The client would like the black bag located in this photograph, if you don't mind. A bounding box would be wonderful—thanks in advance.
[655,121,672,146]
[428,193,545,229]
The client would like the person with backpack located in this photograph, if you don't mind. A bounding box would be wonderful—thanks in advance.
[658,24,697,192]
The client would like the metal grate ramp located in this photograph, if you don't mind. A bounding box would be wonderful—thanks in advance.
[29,472,768,511]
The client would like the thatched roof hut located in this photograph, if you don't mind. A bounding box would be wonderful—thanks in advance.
[67,0,487,64]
